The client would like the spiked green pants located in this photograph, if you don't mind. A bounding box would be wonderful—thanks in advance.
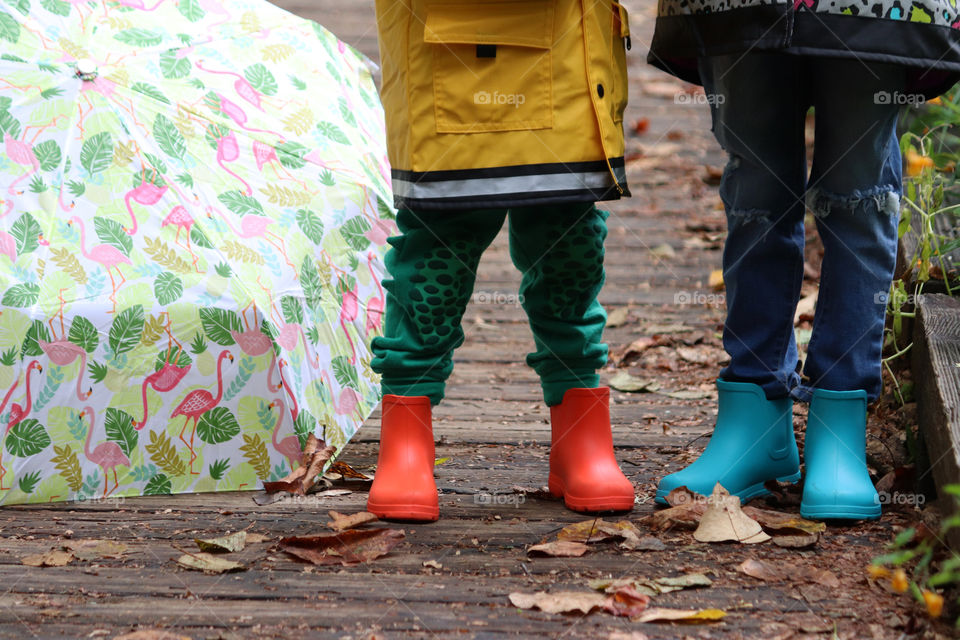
[370,203,609,407]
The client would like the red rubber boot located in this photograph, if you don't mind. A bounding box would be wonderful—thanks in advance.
[548,387,635,513]
[367,395,439,522]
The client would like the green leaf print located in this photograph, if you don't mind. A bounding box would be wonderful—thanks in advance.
[293,409,316,449]
[131,82,171,105]
[80,132,113,176]
[153,347,191,372]
[209,458,229,480]
[0,110,21,140]
[190,225,213,249]
[178,0,205,21]
[339,216,371,252]
[197,407,241,445]
[0,11,19,44]
[0,348,16,366]
[11,211,41,255]
[244,63,278,96]
[87,361,107,384]
[274,141,308,170]
[21,320,50,358]
[104,408,138,457]
[155,114,187,159]
[144,473,172,495]
[108,304,145,357]
[1,283,39,307]
[154,272,183,305]
[296,209,324,244]
[6,419,51,457]
[317,121,350,145]
[280,296,303,325]
[40,86,64,100]
[218,190,263,217]
[289,75,306,91]
[338,97,357,129]
[18,469,41,494]
[159,49,191,80]
[33,139,62,172]
[93,217,133,256]
[332,355,360,391]
[7,1,29,18]
[198,308,241,346]
[300,255,323,309]
[39,0,69,16]
[113,28,162,47]
[67,316,98,353]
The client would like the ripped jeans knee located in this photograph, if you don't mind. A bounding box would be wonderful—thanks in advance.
[805,186,901,218]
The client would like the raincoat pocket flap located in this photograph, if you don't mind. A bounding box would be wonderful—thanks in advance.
[424,2,554,49]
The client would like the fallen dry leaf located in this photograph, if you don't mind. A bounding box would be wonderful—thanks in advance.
[633,607,726,623]
[327,510,379,532]
[194,531,246,553]
[245,533,270,544]
[693,484,770,544]
[22,549,74,567]
[528,540,590,558]
[620,535,667,552]
[422,559,443,569]
[738,558,839,588]
[280,528,405,566]
[741,507,826,536]
[608,371,660,393]
[605,307,631,328]
[708,269,724,291]
[328,461,371,480]
[664,486,701,507]
[176,552,246,574]
[63,539,128,560]
[558,519,643,544]
[114,631,193,640]
[509,585,649,618]
[771,533,820,548]
[590,573,712,597]
[643,503,706,531]
[257,434,337,501]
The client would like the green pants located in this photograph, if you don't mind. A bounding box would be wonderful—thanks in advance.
[370,203,609,407]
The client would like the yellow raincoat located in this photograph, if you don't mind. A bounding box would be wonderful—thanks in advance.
[375,0,631,210]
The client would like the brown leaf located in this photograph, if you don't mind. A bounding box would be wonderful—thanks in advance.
[602,585,650,617]
[605,307,632,328]
[737,558,839,588]
[194,531,246,553]
[280,528,405,566]
[589,573,712,597]
[693,484,769,544]
[63,539,128,560]
[327,510,378,531]
[22,549,74,567]
[664,486,702,507]
[608,371,660,393]
[558,519,641,543]
[176,552,246,574]
[632,607,726,623]
[509,591,607,615]
[528,541,590,557]
[771,533,820,548]
[643,503,706,531]
[741,507,826,536]
[328,461,371,480]
[257,435,337,500]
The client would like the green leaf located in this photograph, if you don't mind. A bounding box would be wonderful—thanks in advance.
[93,216,133,256]
[1,283,39,307]
[39,0,68,16]
[144,152,167,175]
[0,110,21,140]
[131,167,165,189]
[280,296,303,325]
[190,225,213,249]
[339,216,371,252]
[332,355,360,390]
[6,1,29,17]
[18,469,41,494]
[177,0,205,21]
[104,408,138,457]
[88,360,108,384]
[40,86,63,100]
[159,49,191,79]
[68,180,85,197]
[293,410,316,448]
[189,332,207,355]
[11,212,41,255]
[338,97,357,128]
[153,347,190,372]
[0,347,16,366]
[154,272,183,305]
[0,95,11,110]
[108,304,145,357]
[196,407,241,445]
[289,75,306,91]
[33,139,61,172]
[80,132,113,176]
[130,82,170,105]
[243,63,278,96]
[144,473,172,495]
[113,28,162,47]
[209,458,229,480]
[217,190,263,217]
[67,316,98,353]
[6,419,50,457]
[317,121,350,145]
[199,308,241,346]
[153,113,187,161]
[21,319,50,358]
[274,141,308,170]
[175,173,194,189]
[0,11,20,43]
[296,209,324,244]
[318,170,334,187]
[300,256,323,309]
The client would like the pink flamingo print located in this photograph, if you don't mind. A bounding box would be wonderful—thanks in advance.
[37,290,92,401]
[276,358,299,423]
[256,277,319,368]
[205,127,254,195]
[5,134,39,196]
[196,0,230,27]
[124,179,167,236]
[81,406,129,497]
[268,398,301,469]
[230,302,273,357]
[195,59,270,111]
[69,216,131,314]
[161,205,202,270]
[0,231,16,263]
[252,140,309,190]
[134,324,190,430]
[320,370,362,419]
[0,361,42,490]
[116,0,166,10]
[365,252,385,335]
[208,206,294,272]
[0,198,13,218]
[170,350,233,474]
[339,275,359,364]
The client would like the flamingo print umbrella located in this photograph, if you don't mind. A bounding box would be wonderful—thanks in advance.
[0,0,394,504]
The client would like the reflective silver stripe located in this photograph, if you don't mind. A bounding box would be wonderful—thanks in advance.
[392,166,627,200]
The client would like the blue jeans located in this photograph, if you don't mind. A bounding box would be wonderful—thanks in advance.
[699,53,904,402]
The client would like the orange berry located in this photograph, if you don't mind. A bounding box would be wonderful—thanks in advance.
[906,149,935,177]
[923,590,944,618]
[867,565,890,579]
[891,568,909,593]
[928,96,944,106]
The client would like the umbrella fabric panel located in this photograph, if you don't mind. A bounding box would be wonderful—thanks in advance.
[0,0,394,504]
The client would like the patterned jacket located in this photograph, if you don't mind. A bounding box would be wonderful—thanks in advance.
[648,0,960,96]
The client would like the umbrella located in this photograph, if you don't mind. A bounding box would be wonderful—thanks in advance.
[0,0,395,504]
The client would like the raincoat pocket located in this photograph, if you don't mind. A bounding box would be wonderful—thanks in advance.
[425,1,555,134]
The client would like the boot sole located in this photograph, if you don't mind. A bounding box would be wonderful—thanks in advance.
[653,471,802,506]
[367,500,439,523]
[549,475,635,513]
[799,502,881,521]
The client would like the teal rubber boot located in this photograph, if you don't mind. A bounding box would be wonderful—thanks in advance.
[655,379,800,505]
[800,389,881,520]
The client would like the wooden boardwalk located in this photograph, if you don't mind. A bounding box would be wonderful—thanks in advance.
[0,2,926,639]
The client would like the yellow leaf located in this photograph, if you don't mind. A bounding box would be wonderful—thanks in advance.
[708,269,724,291]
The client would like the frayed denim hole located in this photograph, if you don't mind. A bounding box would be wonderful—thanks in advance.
[807,187,900,219]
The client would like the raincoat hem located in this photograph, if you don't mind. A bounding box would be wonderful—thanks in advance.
[393,187,629,212]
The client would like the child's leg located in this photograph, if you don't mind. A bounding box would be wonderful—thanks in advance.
[507,203,609,406]
[802,58,904,402]
[370,207,507,404]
